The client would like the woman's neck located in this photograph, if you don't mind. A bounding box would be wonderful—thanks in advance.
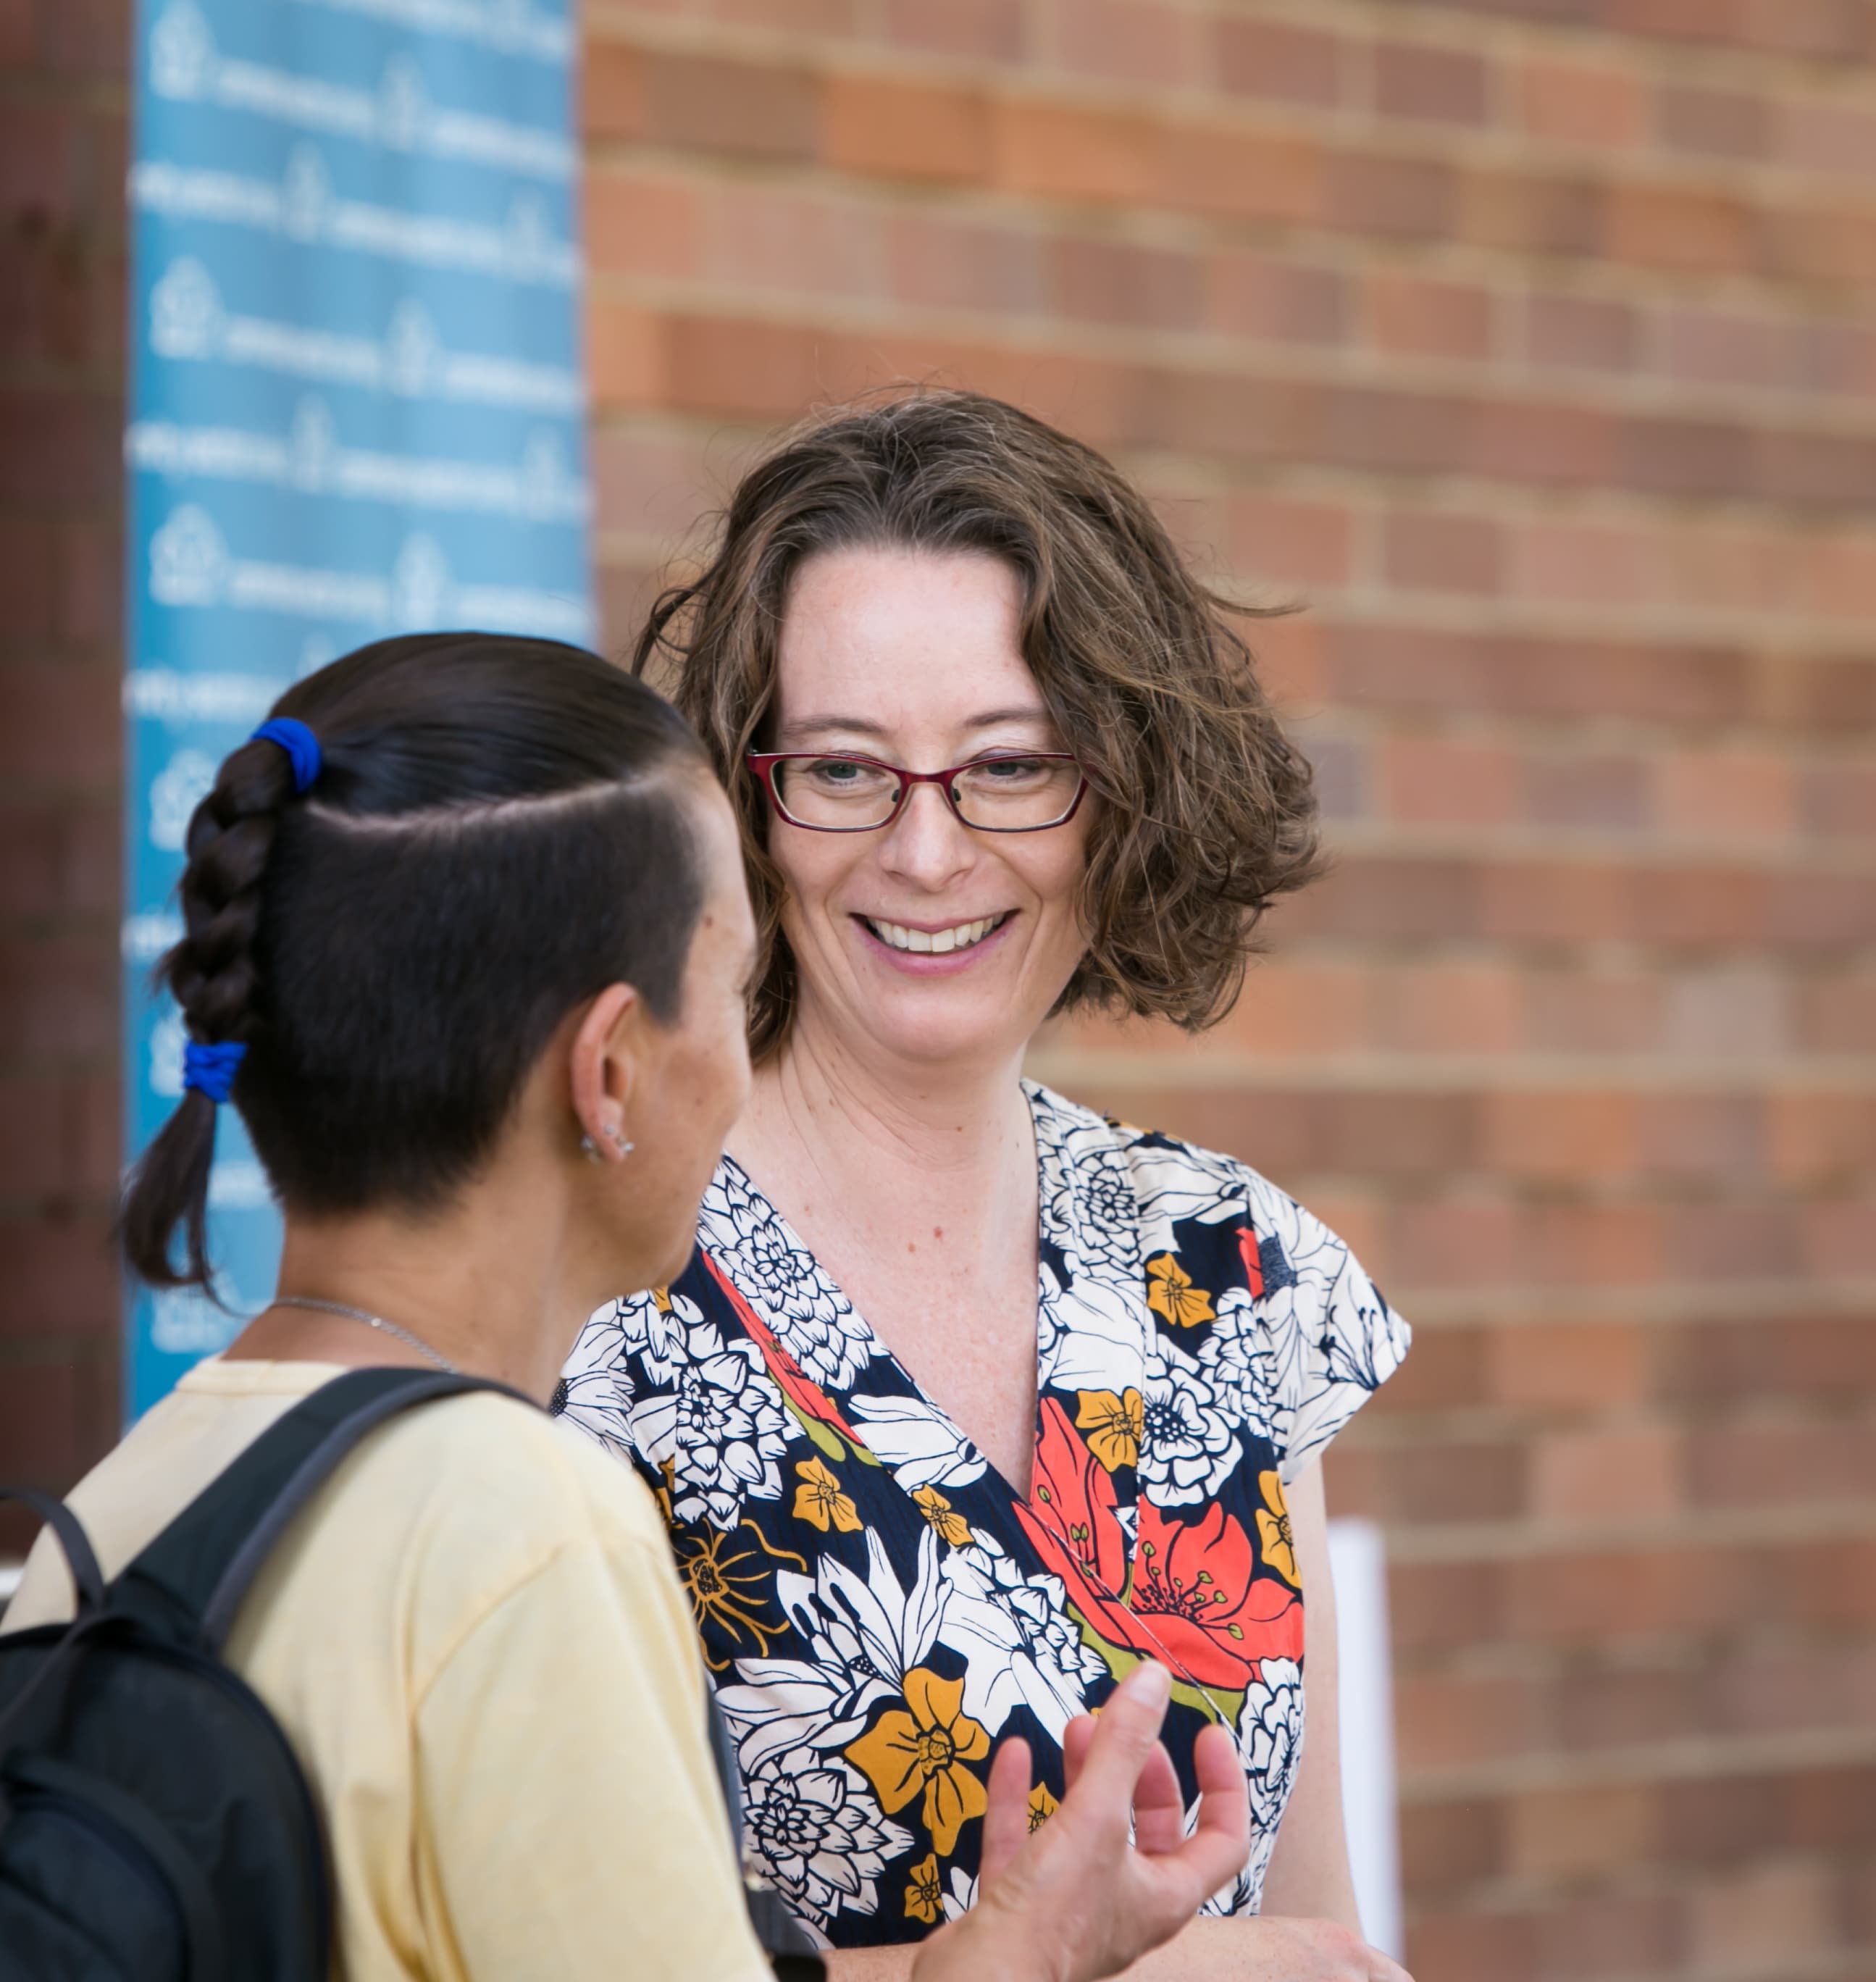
[732,1008,1034,1211]
[225,1140,603,1402]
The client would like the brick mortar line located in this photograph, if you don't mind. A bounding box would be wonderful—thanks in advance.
[579,5,1876,205]
[600,512,1876,654]
[1265,0,1876,90]
[1024,1048,1876,1090]
[1310,822,1876,874]
[596,524,1876,664]
[1327,1279,1876,1329]
[1396,1719,1876,1801]
[590,416,1876,567]
[580,265,1876,461]
[582,163,1876,349]
[1363,1500,1876,1565]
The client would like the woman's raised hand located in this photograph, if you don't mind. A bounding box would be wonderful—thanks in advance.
[909,1658,1249,1982]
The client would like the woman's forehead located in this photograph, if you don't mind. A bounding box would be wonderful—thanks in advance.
[775,547,1046,737]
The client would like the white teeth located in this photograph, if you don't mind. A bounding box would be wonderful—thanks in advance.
[866,914,1004,955]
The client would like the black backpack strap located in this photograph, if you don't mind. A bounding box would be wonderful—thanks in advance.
[0,1484,107,1616]
[114,1367,533,1650]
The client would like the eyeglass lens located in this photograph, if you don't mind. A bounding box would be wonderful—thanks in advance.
[771,756,1081,830]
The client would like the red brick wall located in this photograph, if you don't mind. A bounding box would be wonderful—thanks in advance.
[0,0,127,1542]
[582,5,1876,1978]
[2,2,1871,1971]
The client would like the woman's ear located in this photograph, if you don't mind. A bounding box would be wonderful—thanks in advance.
[569,982,645,1162]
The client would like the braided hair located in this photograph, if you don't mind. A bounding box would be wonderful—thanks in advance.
[122,632,711,1292]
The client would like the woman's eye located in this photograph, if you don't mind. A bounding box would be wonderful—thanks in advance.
[808,758,887,788]
[969,757,1048,783]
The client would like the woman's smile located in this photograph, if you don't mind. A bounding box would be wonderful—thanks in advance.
[855,909,1016,966]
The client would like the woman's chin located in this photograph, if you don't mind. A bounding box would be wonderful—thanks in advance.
[855,993,1037,1069]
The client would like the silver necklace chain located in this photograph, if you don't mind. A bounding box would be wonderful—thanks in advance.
[269,1295,459,1374]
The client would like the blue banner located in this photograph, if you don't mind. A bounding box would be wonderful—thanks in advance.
[123,0,590,1418]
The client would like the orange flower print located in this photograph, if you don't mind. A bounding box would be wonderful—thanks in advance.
[847,1668,992,1855]
[912,1484,973,1548]
[1075,1388,1144,1472]
[793,1455,862,1534]
[904,1852,943,1925]
[1256,1470,1300,1587]
[1146,1253,1215,1329]
[1028,1782,1059,1833]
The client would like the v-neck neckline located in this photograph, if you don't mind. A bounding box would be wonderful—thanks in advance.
[711,1079,1058,1512]
[688,1090,1284,1726]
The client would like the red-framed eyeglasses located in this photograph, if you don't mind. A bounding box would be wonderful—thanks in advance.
[746,751,1088,834]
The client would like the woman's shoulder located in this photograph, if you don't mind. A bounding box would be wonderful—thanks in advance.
[1027,1081,1411,1469]
[1026,1079,1339,1263]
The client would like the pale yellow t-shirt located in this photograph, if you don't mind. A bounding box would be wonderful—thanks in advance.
[5,1358,770,1982]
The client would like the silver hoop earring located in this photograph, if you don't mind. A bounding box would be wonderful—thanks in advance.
[606,1126,635,1158]
[579,1133,605,1163]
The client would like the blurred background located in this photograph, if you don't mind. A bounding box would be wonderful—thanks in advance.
[4,1,1876,1976]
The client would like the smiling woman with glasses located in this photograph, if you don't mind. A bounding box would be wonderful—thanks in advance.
[558,391,1415,1982]
[747,750,1089,836]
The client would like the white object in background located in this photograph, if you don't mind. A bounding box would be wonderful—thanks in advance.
[1326,1516,1403,1960]
[0,1562,22,1616]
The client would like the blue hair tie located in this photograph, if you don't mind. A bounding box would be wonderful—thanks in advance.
[250,716,322,793]
[183,1039,246,1105]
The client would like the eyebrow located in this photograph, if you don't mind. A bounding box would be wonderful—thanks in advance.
[776,707,1053,742]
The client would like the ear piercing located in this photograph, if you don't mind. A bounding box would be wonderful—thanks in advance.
[580,1125,635,1162]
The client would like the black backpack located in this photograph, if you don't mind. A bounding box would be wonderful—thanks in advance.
[0,1366,821,1981]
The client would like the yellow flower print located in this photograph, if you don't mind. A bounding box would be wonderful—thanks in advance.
[847,1667,992,1855]
[671,1517,806,1671]
[1145,1253,1215,1329]
[1028,1782,1058,1833]
[913,1484,973,1548]
[904,1852,943,1925]
[793,1455,862,1534]
[1075,1388,1144,1472]
[1256,1469,1300,1587]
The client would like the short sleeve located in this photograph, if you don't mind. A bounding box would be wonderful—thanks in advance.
[414,1529,770,1982]
[1240,1176,1411,1485]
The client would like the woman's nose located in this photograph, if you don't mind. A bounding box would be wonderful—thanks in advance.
[877,782,979,889]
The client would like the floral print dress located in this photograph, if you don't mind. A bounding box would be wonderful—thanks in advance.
[556,1082,1410,1949]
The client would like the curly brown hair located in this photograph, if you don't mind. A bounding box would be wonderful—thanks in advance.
[633,388,1324,1061]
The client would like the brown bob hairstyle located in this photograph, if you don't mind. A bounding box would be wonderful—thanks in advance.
[634,388,1323,1061]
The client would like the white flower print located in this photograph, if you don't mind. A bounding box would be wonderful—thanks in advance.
[1138,1334,1242,1508]
[1237,1657,1305,1838]
[1194,1290,1279,1442]
[700,1163,878,1390]
[938,1865,978,1923]
[1034,1258,1149,1400]
[938,1548,1107,1741]
[1323,1292,1410,1395]
[629,1313,790,1528]
[1032,1086,1144,1285]
[848,1394,987,1493]
[718,1528,949,1767]
[742,1744,913,1928]
[1125,1134,1248,1256]
[553,1082,1407,1942]
[554,1302,639,1460]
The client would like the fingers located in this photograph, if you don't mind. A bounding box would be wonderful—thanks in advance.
[1188,1723,1251,1852]
[1062,1713,1094,1794]
[1128,1739,1186,1857]
[979,1736,1033,1890]
[1141,1723,1249,1913]
[1063,1660,1173,1822]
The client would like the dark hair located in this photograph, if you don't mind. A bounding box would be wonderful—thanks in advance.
[635,388,1323,1061]
[122,632,711,1292]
